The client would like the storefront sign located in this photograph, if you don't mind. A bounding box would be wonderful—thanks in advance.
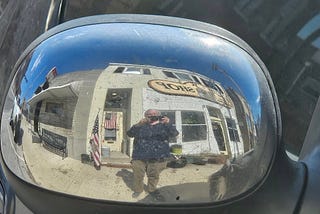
[148,79,233,108]
[148,79,198,97]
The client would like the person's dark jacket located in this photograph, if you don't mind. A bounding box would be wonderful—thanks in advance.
[127,122,179,160]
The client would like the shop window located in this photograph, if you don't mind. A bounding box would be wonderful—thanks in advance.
[200,78,219,91]
[191,75,202,84]
[143,68,151,74]
[215,84,225,94]
[114,67,151,75]
[159,111,177,143]
[181,111,207,142]
[123,67,141,74]
[163,70,201,83]
[226,118,240,142]
[114,67,125,73]
[45,102,63,116]
[207,106,221,118]
[174,72,193,81]
[211,121,226,152]
[163,70,177,78]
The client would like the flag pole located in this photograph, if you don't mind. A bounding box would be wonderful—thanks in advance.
[90,108,102,170]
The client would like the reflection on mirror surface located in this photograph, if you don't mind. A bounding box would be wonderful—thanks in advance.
[1,21,277,204]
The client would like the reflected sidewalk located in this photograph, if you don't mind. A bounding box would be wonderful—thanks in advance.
[21,116,222,203]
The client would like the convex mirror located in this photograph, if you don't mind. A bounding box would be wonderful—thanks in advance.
[1,15,279,204]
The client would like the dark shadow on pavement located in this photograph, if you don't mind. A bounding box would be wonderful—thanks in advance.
[138,182,210,204]
[116,168,136,192]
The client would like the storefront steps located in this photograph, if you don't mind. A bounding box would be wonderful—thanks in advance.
[101,151,132,168]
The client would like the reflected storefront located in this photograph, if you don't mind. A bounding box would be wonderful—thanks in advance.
[25,63,257,162]
[27,69,102,158]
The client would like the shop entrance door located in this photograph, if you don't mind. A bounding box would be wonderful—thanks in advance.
[102,111,123,152]
[211,119,228,155]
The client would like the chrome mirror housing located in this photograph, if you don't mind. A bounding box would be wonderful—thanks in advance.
[0,14,280,205]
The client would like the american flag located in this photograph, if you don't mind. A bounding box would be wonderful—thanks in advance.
[90,114,101,167]
[104,113,117,129]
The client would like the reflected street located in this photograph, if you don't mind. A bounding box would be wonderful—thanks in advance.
[3,108,222,202]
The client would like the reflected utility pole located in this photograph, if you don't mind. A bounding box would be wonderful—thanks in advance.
[212,63,245,98]
[212,63,242,157]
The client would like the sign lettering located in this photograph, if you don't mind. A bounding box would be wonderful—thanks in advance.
[149,80,198,97]
[148,79,233,108]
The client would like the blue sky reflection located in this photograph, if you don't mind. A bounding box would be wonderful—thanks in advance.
[20,23,262,121]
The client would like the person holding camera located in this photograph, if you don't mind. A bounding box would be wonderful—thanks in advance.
[127,109,179,200]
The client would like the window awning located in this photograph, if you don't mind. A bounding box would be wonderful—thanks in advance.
[27,83,78,106]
